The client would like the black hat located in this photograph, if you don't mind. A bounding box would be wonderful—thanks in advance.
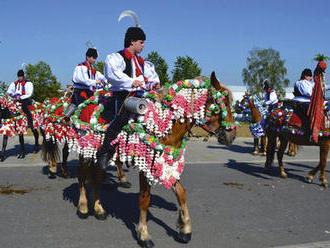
[300,68,312,80]
[124,27,146,48]
[17,70,24,77]
[262,79,270,90]
[86,48,98,58]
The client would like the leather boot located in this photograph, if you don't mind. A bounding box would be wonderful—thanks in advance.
[97,152,112,170]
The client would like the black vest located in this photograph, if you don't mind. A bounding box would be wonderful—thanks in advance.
[118,50,133,77]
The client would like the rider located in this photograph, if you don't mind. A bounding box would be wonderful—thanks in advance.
[262,79,278,108]
[7,69,40,152]
[97,26,160,169]
[65,48,107,117]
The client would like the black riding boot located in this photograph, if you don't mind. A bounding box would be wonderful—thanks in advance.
[32,128,40,153]
[96,149,114,170]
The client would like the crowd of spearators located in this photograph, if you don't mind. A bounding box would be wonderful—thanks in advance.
[2,13,329,248]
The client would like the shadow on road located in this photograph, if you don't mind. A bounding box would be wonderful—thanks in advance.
[207,144,253,154]
[62,173,178,243]
[0,144,36,161]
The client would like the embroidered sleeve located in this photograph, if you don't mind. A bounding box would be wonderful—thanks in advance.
[104,53,134,89]
[144,61,160,89]
[20,82,33,100]
[72,65,96,87]
[6,83,15,96]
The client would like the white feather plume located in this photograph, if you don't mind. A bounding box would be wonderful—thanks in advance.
[118,10,140,27]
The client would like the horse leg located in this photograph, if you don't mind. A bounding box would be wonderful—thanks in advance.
[91,165,107,220]
[32,128,40,153]
[265,132,277,173]
[48,156,58,179]
[18,134,25,159]
[276,137,288,178]
[261,135,267,156]
[117,161,132,188]
[0,135,8,162]
[253,138,259,155]
[60,142,70,178]
[318,142,329,187]
[173,181,192,243]
[137,172,154,248]
[77,160,89,219]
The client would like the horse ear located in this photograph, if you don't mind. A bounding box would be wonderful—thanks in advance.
[210,71,221,90]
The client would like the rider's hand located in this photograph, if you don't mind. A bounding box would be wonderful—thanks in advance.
[16,95,21,100]
[153,83,161,90]
[132,80,143,88]
[95,80,102,84]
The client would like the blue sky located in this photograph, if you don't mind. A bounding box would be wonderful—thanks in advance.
[0,0,329,87]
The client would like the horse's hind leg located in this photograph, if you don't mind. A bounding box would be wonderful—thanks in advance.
[18,134,25,159]
[91,165,107,220]
[265,132,277,173]
[60,142,70,178]
[77,159,90,219]
[261,135,267,156]
[117,161,132,188]
[173,181,192,243]
[253,138,259,155]
[318,141,329,187]
[0,135,8,162]
[137,172,154,248]
[277,137,288,178]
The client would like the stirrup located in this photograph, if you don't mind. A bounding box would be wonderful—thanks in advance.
[64,104,77,118]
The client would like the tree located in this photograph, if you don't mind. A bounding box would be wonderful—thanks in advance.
[172,56,202,84]
[94,61,105,74]
[25,61,62,102]
[242,48,289,98]
[145,51,170,85]
[0,81,8,93]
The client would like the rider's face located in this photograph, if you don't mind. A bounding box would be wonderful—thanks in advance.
[131,40,145,54]
[305,76,312,81]
[86,56,97,65]
[18,76,24,82]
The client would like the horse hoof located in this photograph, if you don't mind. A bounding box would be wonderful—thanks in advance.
[33,145,40,153]
[119,181,132,188]
[305,177,313,184]
[138,239,155,248]
[95,212,107,221]
[252,152,258,156]
[18,153,25,159]
[48,172,57,179]
[60,171,71,179]
[0,155,5,162]
[77,210,89,219]
[321,183,328,189]
[177,232,192,243]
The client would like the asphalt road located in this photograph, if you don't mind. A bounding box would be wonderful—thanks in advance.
[0,136,330,248]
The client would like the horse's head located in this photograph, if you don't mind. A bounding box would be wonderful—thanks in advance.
[203,72,238,146]
[239,92,254,110]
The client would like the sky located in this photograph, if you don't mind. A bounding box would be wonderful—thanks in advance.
[0,0,330,88]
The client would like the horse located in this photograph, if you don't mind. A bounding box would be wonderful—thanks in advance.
[41,87,131,185]
[239,92,268,155]
[63,72,238,248]
[264,99,329,187]
[0,94,45,161]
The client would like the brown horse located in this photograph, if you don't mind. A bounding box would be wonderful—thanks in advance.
[76,72,237,248]
[239,92,268,155]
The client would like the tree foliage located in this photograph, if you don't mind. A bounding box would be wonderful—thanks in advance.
[242,48,289,98]
[94,61,105,74]
[0,81,8,93]
[172,56,202,84]
[145,51,170,85]
[25,61,62,102]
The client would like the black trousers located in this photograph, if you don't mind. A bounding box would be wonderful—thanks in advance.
[97,91,131,156]
[20,98,34,129]
[295,102,310,129]
[71,88,93,106]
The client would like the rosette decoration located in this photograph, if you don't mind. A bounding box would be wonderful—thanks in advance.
[0,94,45,137]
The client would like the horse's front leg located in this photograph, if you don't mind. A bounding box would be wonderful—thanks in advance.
[91,165,107,220]
[18,134,25,159]
[77,160,90,219]
[253,138,259,155]
[276,137,288,178]
[261,135,267,156]
[173,181,192,243]
[60,142,70,178]
[318,141,329,187]
[265,132,277,173]
[0,135,8,161]
[117,161,132,188]
[137,172,154,248]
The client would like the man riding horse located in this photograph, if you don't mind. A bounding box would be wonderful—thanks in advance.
[6,69,40,152]
[96,26,161,169]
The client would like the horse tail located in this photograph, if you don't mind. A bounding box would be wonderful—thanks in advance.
[41,139,60,163]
